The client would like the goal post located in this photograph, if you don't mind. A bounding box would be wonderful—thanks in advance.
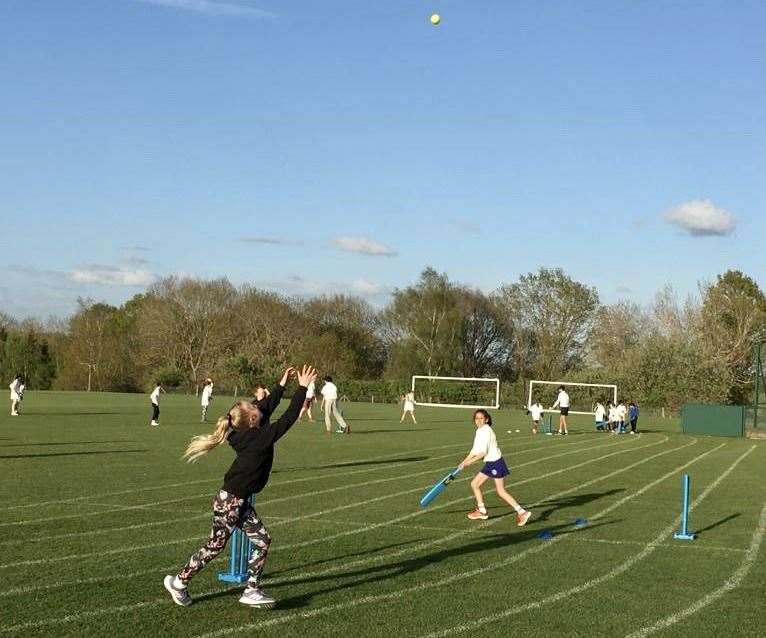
[528,380,618,415]
[411,376,501,410]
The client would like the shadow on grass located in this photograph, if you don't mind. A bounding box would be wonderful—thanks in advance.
[268,539,426,577]
[442,488,623,519]
[263,519,618,610]
[0,440,136,448]
[350,429,437,435]
[694,513,741,534]
[0,449,149,459]
[19,410,125,417]
[535,489,625,522]
[275,457,430,473]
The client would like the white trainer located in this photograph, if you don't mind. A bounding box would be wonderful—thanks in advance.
[239,587,276,609]
[163,575,192,607]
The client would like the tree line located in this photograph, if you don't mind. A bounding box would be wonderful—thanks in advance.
[1,267,764,411]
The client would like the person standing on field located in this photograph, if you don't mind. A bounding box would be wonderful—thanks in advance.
[400,391,417,424]
[200,379,214,423]
[551,386,570,435]
[150,382,165,427]
[529,401,544,434]
[9,375,24,416]
[628,401,640,434]
[321,376,350,435]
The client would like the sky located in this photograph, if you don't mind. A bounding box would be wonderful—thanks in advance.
[1,0,764,319]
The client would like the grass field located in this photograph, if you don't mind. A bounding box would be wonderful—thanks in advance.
[1,391,765,637]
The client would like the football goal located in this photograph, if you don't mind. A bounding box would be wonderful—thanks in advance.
[528,380,618,415]
[411,376,501,410]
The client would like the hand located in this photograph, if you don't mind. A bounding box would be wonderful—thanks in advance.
[296,364,318,388]
[279,367,295,387]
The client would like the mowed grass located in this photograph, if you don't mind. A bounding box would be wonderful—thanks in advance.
[1,392,765,638]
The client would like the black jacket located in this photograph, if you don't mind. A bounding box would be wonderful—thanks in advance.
[222,385,306,499]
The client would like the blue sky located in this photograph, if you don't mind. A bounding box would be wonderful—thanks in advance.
[1,0,764,318]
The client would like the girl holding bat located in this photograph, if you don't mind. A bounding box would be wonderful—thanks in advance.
[458,409,532,525]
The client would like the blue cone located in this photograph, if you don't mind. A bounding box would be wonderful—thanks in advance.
[574,518,589,528]
[537,530,554,541]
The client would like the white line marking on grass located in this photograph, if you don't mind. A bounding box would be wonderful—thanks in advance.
[185,442,734,638]
[1,438,522,512]
[419,444,756,638]
[0,436,657,598]
[625,497,766,638]
[0,436,630,568]
[0,436,612,542]
[0,437,666,632]
[276,436,666,553]
[0,436,581,526]
[568,536,748,554]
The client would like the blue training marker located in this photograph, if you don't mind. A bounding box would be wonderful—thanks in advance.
[673,474,697,541]
[574,518,589,528]
[537,530,554,541]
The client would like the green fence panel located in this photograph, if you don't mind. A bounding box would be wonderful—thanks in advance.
[681,404,745,438]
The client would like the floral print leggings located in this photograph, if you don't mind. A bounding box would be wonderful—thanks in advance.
[178,490,271,587]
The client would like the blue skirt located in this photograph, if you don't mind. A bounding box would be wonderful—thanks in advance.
[481,457,510,478]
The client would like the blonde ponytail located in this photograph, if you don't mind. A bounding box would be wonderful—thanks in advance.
[183,401,259,463]
[183,414,232,463]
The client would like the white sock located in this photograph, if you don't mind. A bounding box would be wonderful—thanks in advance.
[478,504,487,514]
[173,576,186,590]
[515,506,525,514]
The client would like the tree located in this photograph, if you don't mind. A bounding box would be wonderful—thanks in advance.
[301,295,386,378]
[455,289,513,378]
[700,270,766,403]
[383,268,463,377]
[138,278,237,392]
[497,268,600,378]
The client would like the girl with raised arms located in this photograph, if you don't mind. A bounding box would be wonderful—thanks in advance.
[164,364,317,610]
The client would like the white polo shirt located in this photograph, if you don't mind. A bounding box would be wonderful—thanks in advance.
[553,390,570,409]
[595,404,606,421]
[306,381,316,400]
[529,404,544,421]
[470,425,502,462]
[321,382,338,402]
[201,385,213,406]
[150,387,161,405]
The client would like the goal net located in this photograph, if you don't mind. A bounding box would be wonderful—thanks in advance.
[528,380,618,415]
[411,376,501,409]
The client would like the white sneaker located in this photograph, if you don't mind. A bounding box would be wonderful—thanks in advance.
[150,421,159,427]
[163,575,192,607]
[239,587,276,609]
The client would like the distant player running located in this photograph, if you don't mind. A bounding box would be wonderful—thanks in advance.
[298,379,316,422]
[163,365,316,610]
[200,379,214,423]
[400,391,417,424]
[551,386,570,435]
[459,409,531,525]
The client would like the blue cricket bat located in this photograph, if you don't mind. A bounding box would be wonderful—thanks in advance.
[420,467,461,507]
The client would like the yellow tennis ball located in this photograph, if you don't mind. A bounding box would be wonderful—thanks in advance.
[430,13,441,26]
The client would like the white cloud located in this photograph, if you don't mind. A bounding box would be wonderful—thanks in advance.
[240,236,303,246]
[332,236,398,257]
[351,279,382,296]
[616,285,633,295]
[137,0,274,18]
[70,265,157,287]
[664,200,737,237]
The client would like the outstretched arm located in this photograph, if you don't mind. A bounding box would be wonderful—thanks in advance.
[272,366,317,442]
[263,367,293,416]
